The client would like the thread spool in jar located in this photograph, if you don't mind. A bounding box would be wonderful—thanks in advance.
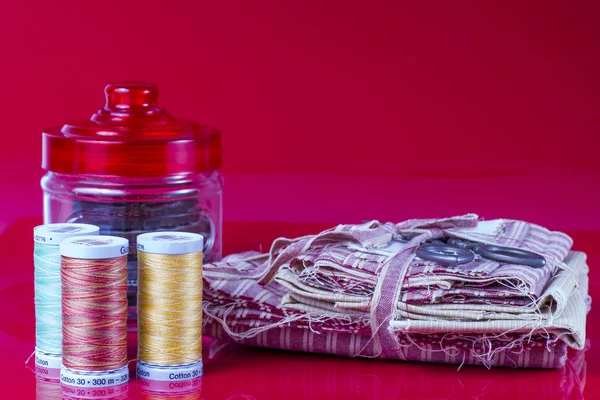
[136,232,204,386]
[59,235,130,389]
[33,223,100,378]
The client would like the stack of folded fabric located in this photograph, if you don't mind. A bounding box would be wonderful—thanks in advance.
[203,214,590,368]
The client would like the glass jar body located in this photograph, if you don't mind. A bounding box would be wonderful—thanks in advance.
[41,171,223,318]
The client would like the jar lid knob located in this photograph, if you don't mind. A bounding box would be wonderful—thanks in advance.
[104,83,162,115]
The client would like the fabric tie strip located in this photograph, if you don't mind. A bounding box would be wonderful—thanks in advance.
[202,214,590,368]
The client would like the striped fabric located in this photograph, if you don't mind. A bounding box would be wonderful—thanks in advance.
[203,215,590,368]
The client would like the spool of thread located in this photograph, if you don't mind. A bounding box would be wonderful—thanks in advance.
[136,232,204,386]
[59,235,130,389]
[33,223,100,376]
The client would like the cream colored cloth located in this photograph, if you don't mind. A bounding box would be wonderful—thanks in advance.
[277,251,588,350]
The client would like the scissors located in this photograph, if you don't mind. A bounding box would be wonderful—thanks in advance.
[407,237,546,268]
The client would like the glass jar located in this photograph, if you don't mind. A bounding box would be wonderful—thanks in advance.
[41,82,223,319]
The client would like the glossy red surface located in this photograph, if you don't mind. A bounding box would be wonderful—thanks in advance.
[1,218,597,399]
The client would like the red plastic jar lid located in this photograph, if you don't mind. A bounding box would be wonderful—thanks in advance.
[42,83,222,177]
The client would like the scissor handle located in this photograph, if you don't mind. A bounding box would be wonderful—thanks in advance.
[415,244,474,266]
[476,244,546,268]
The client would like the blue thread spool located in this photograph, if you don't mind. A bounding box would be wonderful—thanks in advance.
[33,223,99,376]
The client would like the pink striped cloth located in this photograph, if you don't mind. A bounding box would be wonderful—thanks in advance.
[203,215,590,368]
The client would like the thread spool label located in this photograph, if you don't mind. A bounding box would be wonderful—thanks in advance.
[60,366,129,388]
[60,235,130,259]
[35,349,62,369]
[35,350,62,380]
[35,365,61,381]
[34,224,100,245]
[71,238,114,246]
[136,360,203,382]
[136,231,203,255]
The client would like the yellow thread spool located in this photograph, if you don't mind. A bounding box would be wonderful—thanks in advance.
[136,232,204,384]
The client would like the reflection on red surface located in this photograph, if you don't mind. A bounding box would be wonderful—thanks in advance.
[34,366,60,382]
[35,378,129,400]
[1,218,597,399]
[200,340,587,400]
[137,392,202,400]
[26,346,585,400]
[60,383,129,400]
[137,377,203,400]
[35,378,61,400]
[34,379,129,400]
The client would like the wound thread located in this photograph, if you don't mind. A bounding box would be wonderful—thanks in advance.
[61,255,128,371]
[34,242,63,355]
[33,223,100,369]
[138,251,203,365]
